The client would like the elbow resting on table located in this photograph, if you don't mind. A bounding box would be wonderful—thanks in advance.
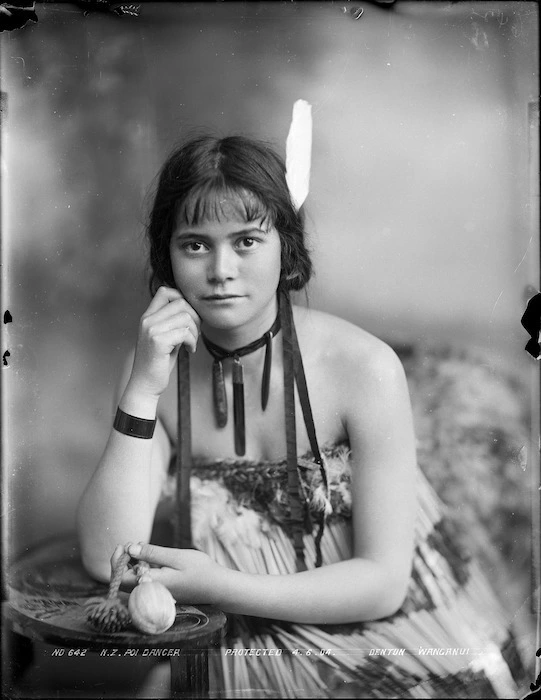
[79,549,112,586]
[77,532,112,584]
[76,512,112,585]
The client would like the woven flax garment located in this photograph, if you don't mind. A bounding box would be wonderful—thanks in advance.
[164,304,525,699]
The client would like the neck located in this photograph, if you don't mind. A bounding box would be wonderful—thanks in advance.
[201,295,280,352]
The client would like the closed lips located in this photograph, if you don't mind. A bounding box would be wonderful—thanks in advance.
[205,295,242,300]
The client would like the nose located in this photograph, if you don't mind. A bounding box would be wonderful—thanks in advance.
[207,245,238,284]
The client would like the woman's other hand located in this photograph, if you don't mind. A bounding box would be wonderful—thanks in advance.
[127,287,201,402]
[113,542,223,605]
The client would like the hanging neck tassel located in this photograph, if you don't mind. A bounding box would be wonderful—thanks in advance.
[261,331,273,410]
[280,289,328,570]
[201,312,281,456]
[211,359,228,428]
[232,357,245,456]
[280,291,308,572]
[287,297,328,569]
[175,347,193,550]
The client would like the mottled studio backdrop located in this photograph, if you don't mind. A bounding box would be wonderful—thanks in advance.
[1,0,538,626]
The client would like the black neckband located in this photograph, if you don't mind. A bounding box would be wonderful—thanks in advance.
[201,313,281,361]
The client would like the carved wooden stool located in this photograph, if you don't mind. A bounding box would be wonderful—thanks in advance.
[3,535,227,698]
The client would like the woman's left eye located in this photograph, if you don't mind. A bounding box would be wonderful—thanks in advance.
[237,237,258,250]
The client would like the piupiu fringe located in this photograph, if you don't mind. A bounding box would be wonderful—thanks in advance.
[160,445,525,698]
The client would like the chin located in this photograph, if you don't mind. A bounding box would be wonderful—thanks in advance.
[199,307,247,330]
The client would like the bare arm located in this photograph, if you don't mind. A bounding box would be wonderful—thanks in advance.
[77,287,200,582]
[121,336,417,624]
[76,360,171,582]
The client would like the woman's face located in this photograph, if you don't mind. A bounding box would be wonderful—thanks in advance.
[170,206,282,335]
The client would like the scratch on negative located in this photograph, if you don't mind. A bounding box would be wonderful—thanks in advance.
[489,290,504,322]
[513,235,533,274]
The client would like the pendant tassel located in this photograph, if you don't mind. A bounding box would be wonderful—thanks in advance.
[232,356,245,456]
[201,309,280,450]
[212,359,228,428]
[261,331,272,411]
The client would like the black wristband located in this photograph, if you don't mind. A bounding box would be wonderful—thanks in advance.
[113,407,156,439]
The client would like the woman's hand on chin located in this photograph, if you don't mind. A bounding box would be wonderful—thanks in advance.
[112,542,224,605]
[126,287,201,404]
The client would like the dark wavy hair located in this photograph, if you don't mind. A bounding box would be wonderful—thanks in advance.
[146,135,313,296]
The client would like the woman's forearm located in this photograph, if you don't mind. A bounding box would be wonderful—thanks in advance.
[215,558,409,624]
[77,388,164,582]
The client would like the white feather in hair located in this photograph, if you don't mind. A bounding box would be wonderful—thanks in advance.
[285,99,313,210]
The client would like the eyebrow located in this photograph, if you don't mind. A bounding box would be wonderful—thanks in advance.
[173,226,268,240]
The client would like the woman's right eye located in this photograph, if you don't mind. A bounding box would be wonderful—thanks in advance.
[182,241,208,254]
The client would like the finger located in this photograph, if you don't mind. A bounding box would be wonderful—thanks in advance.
[179,327,198,355]
[152,326,198,355]
[146,313,200,345]
[133,566,179,590]
[149,289,202,331]
[171,298,201,331]
[145,297,202,332]
[144,286,183,315]
[127,542,182,569]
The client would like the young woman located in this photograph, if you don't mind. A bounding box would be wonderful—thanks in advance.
[77,132,523,698]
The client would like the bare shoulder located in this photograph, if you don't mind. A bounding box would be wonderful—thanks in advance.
[292,305,406,388]
[293,305,414,454]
